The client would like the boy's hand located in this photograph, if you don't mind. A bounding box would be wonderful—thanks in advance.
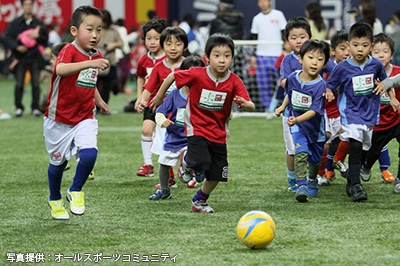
[134,96,142,111]
[150,95,164,112]
[233,96,248,108]
[137,100,147,113]
[275,106,284,117]
[324,88,335,102]
[373,81,387,95]
[390,97,400,114]
[97,100,110,115]
[287,116,297,126]
[161,119,174,128]
[93,59,110,71]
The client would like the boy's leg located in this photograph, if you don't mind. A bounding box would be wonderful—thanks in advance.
[47,161,69,220]
[137,111,155,177]
[191,180,218,214]
[292,131,310,202]
[282,117,297,192]
[378,145,394,183]
[348,138,367,202]
[334,139,350,177]
[308,141,325,197]
[150,164,172,200]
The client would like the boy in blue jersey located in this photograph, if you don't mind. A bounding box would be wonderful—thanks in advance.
[325,22,388,202]
[149,55,205,200]
[279,40,330,202]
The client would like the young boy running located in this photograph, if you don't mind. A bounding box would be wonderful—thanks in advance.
[280,40,330,202]
[325,22,388,202]
[44,5,110,219]
[151,33,255,213]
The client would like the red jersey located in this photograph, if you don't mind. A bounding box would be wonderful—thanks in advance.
[136,52,166,78]
[325,93,340,118]
[175,67,251,144]
[374,64,400,131]
[143,59,182,106]
[45,43,103,126]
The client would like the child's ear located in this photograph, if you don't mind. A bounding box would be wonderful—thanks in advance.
[70,26,78,37]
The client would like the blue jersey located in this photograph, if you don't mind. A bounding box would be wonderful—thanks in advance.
[326,56,387,126]
[156,88,187,151]
[286,71,326,143]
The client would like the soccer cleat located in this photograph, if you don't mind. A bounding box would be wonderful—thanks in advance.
[191,200,214,213]
[154,178,178,189]
[325,170,336,182]
[307,179,318,197]
[48,199,69,220]
[394,178,400,194]
[317,174,330,186]
[88,171,95,180]
[66,189,85,215]
[334,160,348,178]
[15,108,23,117]
[136,164,154,177]
[31,109,42,117]
[186,178,197,188]
[287,178,298,192]
[381,170,395,183]
[295,185,308,202]
[64,162,70,171]
[360,166,371,182]
[349,184,368,202]
[149,189,172,200]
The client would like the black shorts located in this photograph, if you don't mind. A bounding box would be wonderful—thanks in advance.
[143,107,155,122]
[186,136,228,182]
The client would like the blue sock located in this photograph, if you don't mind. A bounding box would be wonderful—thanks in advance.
[193,188,209,202]
[378,146,390,171]
[326,150,334,171]
[48,161,68,200]
[69,148,97,192]
[288,170,296,181]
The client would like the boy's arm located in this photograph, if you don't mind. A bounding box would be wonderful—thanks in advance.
[135,76,145,110]
[233,96,255,112]
[275,94,288,117]
[94,89,110,114]
[381,74,400,91]
[287,110,316,126]
[56,59,109,77]
[388,88,400,113]
[149,73,176,109]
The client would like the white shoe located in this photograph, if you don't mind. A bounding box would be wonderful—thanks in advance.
[317,175,330,186]
[15,108,23,117]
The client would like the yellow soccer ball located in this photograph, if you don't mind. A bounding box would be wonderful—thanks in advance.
[237,210,276,249]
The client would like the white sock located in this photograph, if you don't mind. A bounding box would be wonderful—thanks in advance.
[141,135,153,165]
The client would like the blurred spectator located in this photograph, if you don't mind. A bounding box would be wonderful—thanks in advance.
[305,2,327,40]
[250,0,287,117]
[388,10,400,66]
[115,18,131,93]
[61,20,74,43]
[3,0,48,117]
[179,13,203,55]
[350,0,383,35]
[209,0,244,40]
[96,9,124,109]
[48,23,62,47]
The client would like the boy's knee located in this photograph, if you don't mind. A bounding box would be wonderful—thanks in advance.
[188,156,212,171]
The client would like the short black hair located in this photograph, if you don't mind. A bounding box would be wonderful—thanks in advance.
[180,55,205,70]
[373,33,395,55]
[142,18,169,41]
[348,22,374,43]
[204,33,235,58]
[51,42,68,57]
[330,30,348,49]
[71,5,103,28]
[299,40,330,65]
[21,0,34,5]
[160,26,188,50]
[284,17,311,41]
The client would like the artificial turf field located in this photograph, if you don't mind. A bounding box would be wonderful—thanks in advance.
[1,78,400,265]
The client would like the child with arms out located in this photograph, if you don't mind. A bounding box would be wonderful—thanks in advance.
[325,22,389,202]
[151,33,255,213]
[44,5,110,219]
[149,55,205,200]
[134,18,168,178]
[280,40,330,202]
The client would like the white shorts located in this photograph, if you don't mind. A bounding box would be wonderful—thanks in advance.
[150,124,166,155]
[158,147,187,166]
[325,116,343,144]
[44,117,98,165]
[341,124,373,150]
[282,116,295,155]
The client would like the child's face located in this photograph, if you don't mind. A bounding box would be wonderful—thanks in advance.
[163,35,185,62]
[144,29,162,55]
[258,0,271,12]
[206,45,233,78]
[299,50,326,78]
[288,28,310,54]
[332,41,350,63]
[371,42,393,68]
[50,54,57,66]
[349,37,373,65]
[71,14,103,52]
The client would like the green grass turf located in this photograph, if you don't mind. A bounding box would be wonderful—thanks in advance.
[1,78,400,265]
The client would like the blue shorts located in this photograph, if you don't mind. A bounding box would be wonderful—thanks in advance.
[292,131,324,165]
